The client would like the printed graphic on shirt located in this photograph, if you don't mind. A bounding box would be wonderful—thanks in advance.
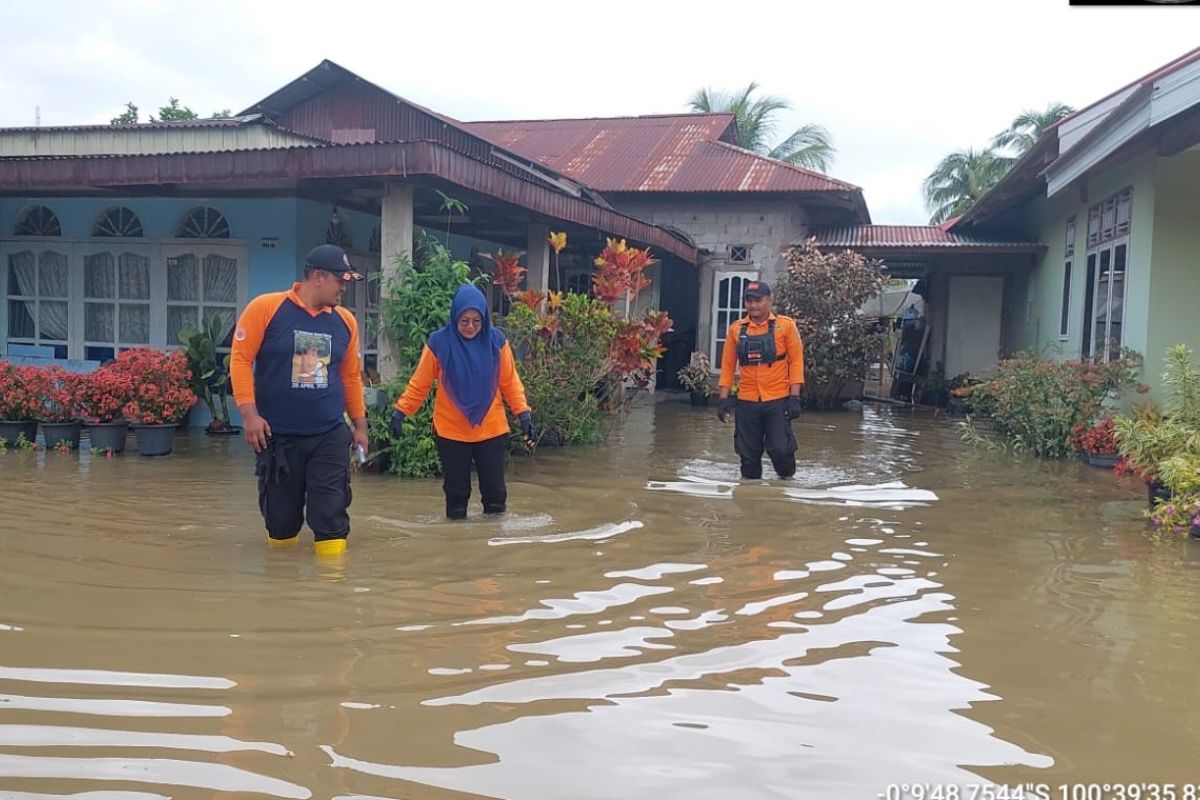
[292,330,332,389]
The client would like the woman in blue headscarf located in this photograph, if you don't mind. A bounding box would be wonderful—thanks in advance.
[390,285,536,519]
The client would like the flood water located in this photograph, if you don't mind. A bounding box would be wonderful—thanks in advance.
[1,401,1198,799]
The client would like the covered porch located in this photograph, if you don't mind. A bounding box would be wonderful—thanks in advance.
[809,226,1045,402]
[0,142,696,382]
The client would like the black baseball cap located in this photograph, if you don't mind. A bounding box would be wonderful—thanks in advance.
[305,244,363,281]
[743,280,771,299]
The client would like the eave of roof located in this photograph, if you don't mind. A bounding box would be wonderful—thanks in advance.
[0,141,697,262]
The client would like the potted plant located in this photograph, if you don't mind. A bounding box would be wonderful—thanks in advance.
[179,314,238,435]
[1071,415,1121,468]
[1115,345,1200,530]
[79,362,135,454]
[0,360,44,448]
[115,348,197,456]
[39,366,86,450]
[677,351,715,406]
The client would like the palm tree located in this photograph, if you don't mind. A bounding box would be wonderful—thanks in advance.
[992,102,1076,156]
[687,82,835,172]
[922,148,1011,225]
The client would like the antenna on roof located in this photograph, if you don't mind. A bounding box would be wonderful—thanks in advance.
[35,106,41,127]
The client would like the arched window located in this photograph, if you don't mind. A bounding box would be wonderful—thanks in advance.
[93,206,144,237]
[14,205,62,236]
[175,206,230,239]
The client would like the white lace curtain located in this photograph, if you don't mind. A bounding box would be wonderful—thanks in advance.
[7,251,69,342]
[84,251,151,345]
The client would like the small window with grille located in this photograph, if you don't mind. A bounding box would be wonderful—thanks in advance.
[728,245,751,264]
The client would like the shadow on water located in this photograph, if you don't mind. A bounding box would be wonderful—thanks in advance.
[1,402,1196,798]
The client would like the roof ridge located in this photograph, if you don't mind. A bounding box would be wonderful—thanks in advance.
[465,111,736,125]
[704,140,860,191]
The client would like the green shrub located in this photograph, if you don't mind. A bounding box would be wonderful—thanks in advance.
[374,234,485,477]
[960,350,1141,459]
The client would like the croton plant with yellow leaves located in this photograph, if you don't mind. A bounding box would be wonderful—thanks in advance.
[491,232,673,446]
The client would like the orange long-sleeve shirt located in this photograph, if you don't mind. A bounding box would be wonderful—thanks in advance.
[718,313,805,402]
[394,342,531,442]
[230,285,366,433]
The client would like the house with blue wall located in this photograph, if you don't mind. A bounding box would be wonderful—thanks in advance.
[0,63,697,424]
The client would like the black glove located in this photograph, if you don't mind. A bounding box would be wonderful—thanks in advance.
[785,396,803,420]
[389,409,406,438]
[518,411,538,447]
[717,397,734,423]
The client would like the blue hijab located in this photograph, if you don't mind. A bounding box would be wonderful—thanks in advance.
[427,285,507,427]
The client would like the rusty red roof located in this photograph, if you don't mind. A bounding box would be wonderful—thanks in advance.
[809,225,1042,251]
[464,115,861,195]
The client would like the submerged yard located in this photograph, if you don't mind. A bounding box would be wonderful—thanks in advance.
[0,401,1196,798]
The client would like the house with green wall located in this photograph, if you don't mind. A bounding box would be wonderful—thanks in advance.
[951,46,1200,397]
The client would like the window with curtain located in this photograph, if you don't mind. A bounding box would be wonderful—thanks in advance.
[166,253,239,351]
[83,251,152,362]
[6,250,70,358]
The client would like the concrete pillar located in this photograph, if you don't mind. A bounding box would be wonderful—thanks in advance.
[526,223,551,293]
[379,181,414,380]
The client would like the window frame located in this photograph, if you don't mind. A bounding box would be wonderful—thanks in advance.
[1,239,247,361]
[1081,188,1132,363]
[710,270,758,365]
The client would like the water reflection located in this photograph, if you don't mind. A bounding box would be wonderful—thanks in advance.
[1,401,1195,797]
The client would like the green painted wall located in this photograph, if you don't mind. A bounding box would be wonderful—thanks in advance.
[1145,149,1200,396]
[1023,152,1158,373]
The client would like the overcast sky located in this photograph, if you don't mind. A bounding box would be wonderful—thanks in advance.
[2,0,1195,224]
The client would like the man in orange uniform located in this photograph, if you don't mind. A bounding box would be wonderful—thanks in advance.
[230,244,370,556]
[390,284,536,520]
[716,280,805,479]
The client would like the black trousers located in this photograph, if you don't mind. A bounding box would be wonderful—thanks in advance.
[734,398,797,479]
[435,433,509,519]
[255,423,352,542]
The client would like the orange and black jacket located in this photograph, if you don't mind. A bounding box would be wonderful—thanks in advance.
[394,343,530,443]
[718,313,806,402]
[230,284,366,436]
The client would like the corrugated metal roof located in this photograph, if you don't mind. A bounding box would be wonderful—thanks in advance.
[464,115,860,194]
[809,225,1042,251]
[0,141,697,262]
[1,115,270,134]
[0,122,322,158]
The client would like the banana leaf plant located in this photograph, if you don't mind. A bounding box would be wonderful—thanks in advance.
[179,314,234,433]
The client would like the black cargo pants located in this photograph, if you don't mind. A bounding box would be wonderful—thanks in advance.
[255,423,352,542]
[734,397,797,479]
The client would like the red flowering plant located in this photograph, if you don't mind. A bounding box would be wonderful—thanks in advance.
[0,361,47,421]
[79,363,136,424]
[1070,415,1120,456]
[113,348,197,425]
[39,366,87,423]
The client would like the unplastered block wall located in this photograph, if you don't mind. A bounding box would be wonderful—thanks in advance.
[611,196,811,280]
[610,196,812,358]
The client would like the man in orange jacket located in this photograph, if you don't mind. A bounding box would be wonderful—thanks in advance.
[716,280,805,479]
[230,244,370,556]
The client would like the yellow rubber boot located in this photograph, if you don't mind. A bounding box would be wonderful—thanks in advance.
[268,535,300,548]
[314,539,347,557]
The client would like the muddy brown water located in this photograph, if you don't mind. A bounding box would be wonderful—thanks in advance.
[1,402,1197,799]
